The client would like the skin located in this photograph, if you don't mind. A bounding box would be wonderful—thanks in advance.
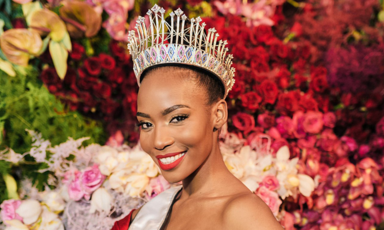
[135,67,283,230]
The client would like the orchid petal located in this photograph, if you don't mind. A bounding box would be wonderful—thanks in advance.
[298,174,315,197]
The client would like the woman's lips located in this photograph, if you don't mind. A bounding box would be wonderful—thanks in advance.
[156,151,186,171]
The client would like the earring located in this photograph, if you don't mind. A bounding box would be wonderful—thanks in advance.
[213,127,218,132]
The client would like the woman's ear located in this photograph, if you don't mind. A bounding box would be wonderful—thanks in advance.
[212,99,228,131]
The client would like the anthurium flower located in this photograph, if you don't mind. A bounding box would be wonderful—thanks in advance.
[0,28,42,66]
[29,9,66,42]
[59,1,101,38]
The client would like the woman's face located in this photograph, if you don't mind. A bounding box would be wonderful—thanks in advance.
[136,67,216,183]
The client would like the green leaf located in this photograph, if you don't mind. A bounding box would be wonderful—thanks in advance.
[49,40,68,79]
[0,121,4,144]
[4,0,11,15]
[61,32,72,52]
[0,13,12,30]
[0,58,16,77]
[22,1,43,26]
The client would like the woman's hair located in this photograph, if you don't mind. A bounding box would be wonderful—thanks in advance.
[140,64,225,105]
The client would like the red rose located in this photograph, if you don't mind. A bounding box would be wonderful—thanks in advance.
[276,67,291,89]
[12,18,26,29]
[269,38,288,59]
[294,74,308,88]
[276,91,300,115]
[110,40,130,63]
[40,67,61,85]
[70,43,85,61]
[293,59,306,73]
[93,82,111,98]
[108,67,124,84]
[101,99,118,114]
[232,112,255,134]
[99,53,116,70]
[77,79,92,90]
[228,80,245,99]
[241,92,262,111]
[257,112,275,129]
[258,80,278,105]
[251,60,270,73]
[299,94,318,112]
[84,57,101,76]
[290,22,303,37]
[232,43,249,60]
[186,0,202,6]
[250,25,274,44]
[249,46,270,63]
[309,67,328,93]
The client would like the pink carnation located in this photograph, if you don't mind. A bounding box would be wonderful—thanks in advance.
[257,186,282,216]
[0,200,23,223]
[81,164,105,199]
[303,111,323,134]
[68,171,85,201]
[260,175,280,191]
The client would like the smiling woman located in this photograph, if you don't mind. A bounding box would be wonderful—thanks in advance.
[111,4,283,230]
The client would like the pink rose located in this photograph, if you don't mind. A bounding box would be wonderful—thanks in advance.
[68,171,85,201]
[267,127,281,140]
[271,138,288,154]
[303,111,323,134]
[260,175,279,191]
[358,145,370,157]
[106,130,124,147]
[292,111,306,139]
[340,136,358,152]
[81,164,105,199]
[256,186,282,216]
[323,112,336,128]
[0,200,23,223]
[275,116,295,138]
[257,112,275,129]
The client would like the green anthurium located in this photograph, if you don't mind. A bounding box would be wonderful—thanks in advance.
[62,31,72,52]
[3,174,19,200]
[49,39,68,79]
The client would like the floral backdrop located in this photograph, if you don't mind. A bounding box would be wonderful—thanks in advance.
[0,0,384,229]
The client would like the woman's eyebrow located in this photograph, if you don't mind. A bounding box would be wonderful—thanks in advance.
[162,104,190,116]
[136,104,190,118]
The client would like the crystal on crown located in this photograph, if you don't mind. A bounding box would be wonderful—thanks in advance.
[127,4,235,98]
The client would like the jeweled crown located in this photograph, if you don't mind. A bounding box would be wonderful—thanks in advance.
[127,4,235,98]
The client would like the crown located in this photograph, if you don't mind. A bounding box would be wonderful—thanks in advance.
[127,4,235,98]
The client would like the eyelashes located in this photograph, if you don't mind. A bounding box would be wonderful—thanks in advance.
[137,114,189,130]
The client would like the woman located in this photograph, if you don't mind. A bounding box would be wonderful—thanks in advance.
[112,5,283,230]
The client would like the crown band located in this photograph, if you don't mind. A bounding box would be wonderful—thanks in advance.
[127,5,235,98]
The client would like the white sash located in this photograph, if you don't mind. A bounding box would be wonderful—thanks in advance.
[129,186,182,230]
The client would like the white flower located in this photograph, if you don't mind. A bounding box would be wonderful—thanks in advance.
[124,173,150,197]
[38,206,64,230]
[16,199,41,225]
[41,191,66,213]
[89,188,113,213]
[298,174,315,197]
[95,146,119,176]
[109,170,128,191]
[4,220,28,230]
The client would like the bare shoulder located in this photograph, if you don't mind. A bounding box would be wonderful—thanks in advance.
[222,192,284,230]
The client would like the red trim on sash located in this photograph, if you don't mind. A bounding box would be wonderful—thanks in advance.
[111,209,136,230]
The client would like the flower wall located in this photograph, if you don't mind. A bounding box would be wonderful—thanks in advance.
[0,0,384,229]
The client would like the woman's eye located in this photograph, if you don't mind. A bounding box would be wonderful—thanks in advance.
[170,115,188,123]
[138,122,152,130]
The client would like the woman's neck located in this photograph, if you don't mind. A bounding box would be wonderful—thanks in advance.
[180,142,239,199]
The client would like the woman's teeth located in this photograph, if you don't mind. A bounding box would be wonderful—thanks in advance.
[159,152,185,165]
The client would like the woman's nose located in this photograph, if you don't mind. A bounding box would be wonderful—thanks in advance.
[153,126,174,150]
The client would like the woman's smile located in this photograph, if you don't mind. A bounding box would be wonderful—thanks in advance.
[156,151,187,170]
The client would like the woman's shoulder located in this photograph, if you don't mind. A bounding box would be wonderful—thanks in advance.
[222,192,284,230]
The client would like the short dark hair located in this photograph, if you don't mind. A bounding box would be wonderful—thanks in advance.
[140,64,225,105]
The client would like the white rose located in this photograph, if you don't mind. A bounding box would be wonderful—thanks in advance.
[58,184,70,202]
[124,173,150,197]
[99,155,119,176]
[89,188,113,213]
[95,146,118,164]
[109,170,128,190]
[139,154,159,177]
[4,220,28,230]
[42,191,66,213]
[16,199,41,225]
[38,207,64,230]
